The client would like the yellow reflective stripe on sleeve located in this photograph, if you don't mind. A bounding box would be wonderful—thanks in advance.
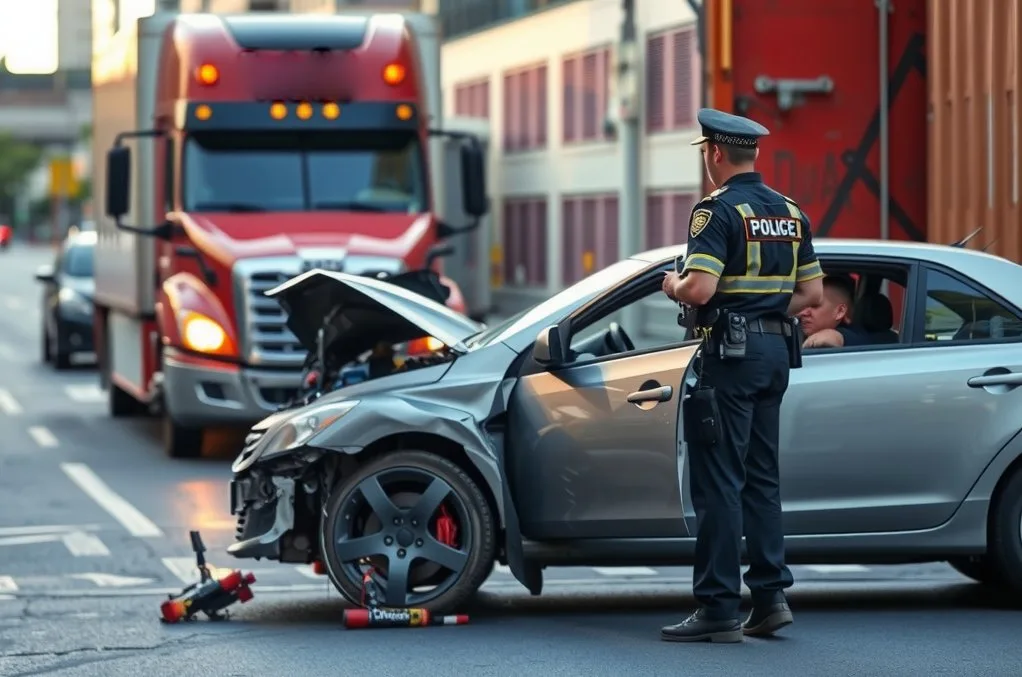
[796,260,824,282]
[734,203,761,276]
[682,253,725,277]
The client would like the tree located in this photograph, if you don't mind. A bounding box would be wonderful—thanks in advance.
[0,132,43,219]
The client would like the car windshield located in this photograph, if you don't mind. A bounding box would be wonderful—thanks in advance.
[63,244,94,277]
[183,130,427,214]
[466,258,650,348]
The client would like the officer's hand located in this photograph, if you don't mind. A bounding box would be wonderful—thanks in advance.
[662,271,682,300]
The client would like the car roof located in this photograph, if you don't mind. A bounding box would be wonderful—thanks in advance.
[631,238,1022,308]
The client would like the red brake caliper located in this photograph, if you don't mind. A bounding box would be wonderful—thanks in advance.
[434,505,458,548]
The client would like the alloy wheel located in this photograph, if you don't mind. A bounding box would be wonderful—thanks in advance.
[332,467,471,608]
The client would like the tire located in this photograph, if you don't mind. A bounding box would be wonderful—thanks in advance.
[53,350,72,370]
[987,467,1022,593]
[162,414,203,459]
[109,382,142,418]
[41,326,51,364]
[947,556,1006,586]
[320,450,496,613]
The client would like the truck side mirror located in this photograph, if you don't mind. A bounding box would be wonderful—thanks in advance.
[459,144,488,219]
[106,146,131,219]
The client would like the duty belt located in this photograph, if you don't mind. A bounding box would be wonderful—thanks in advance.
[748,317,787,335]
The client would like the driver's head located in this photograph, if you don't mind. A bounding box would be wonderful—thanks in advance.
[799,274,855,336]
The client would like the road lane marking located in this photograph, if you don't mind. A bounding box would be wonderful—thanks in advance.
[0,524,101,536]
[3,297,22,310]
[295,565,321,579]
[0,389,22,415]
[64,384,106,403]
[162,557,200,584]
[0,575,16,600]
[493,564,512,575]
[28,426,58,448]
[60,463,164,538]
[0,534,63,547]
[592,566,659,576]
[805,565,870,573]
[70,573,153,587]
[62,531,111,557]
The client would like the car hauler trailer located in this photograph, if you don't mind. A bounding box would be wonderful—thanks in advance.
[91,9,487,458]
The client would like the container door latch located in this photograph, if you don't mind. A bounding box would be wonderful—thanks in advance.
[753,76,834,111]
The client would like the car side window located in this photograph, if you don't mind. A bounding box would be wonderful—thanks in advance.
[923,269,1022,342]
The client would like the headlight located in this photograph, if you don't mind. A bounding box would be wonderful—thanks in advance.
[259,400,359,457]
[343,255,406,277]
[180,311,232,355]
[58,287,92,316]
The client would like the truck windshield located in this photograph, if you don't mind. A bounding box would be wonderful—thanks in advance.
[182,131,427,213]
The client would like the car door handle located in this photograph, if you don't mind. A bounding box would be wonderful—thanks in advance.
[627,385,673,403]
[967,372,1022,388]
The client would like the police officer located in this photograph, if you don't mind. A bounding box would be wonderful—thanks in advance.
[659,109,825,644]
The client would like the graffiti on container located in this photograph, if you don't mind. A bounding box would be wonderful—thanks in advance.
[771,150,841,207]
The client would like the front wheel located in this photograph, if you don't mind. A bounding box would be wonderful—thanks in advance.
[320,450,496,613]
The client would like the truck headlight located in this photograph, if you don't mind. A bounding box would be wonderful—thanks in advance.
[180,311,235,356]
[259,400,359,458]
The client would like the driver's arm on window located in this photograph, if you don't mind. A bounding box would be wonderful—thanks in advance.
[665,200,729,307]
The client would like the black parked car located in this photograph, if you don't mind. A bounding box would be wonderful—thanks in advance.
[35,231,96,369]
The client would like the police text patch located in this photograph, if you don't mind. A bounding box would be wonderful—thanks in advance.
[744,216,803,242]
[690,209,713,238]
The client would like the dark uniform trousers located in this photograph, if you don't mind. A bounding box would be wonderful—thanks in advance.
[688,329,795,620]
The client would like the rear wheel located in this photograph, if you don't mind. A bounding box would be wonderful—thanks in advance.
[162,414,203,459]
[987,467,1022,593]
[320,450,496,613]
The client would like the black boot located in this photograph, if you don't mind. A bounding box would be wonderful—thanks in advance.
[661,608,743,643]
[742,599,793,637]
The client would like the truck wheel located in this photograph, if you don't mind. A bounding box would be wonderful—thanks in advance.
[109,383,142,418]
[988,467,1022,593]
[41,328,51,364]
[162,414,203,459]
[320,450,496,614]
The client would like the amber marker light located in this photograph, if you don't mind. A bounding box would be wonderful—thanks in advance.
[195,104,212,121]
[396,104,413,121]
[296,102,313,120]
[269,102,287,120]
[382,63,406,86]
[196,64,219,86]
[322,102,340,119]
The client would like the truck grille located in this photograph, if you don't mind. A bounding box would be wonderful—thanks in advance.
[234,257,306,368]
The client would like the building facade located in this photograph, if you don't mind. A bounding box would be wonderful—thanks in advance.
[439,0,704,319]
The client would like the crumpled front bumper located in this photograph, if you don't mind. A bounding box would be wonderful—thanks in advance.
[227,473,296,560]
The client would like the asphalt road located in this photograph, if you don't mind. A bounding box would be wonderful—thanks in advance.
[1,243,1020,676]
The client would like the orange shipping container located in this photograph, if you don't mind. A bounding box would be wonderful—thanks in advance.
[928,0,1022,259]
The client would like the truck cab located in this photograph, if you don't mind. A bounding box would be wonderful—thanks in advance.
[92,11,487,458]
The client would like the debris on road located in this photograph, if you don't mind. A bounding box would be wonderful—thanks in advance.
[341,568,469,629]
[159,531,255,624]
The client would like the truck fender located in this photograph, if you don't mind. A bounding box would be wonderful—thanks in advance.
[157,272,239,354]
[309,395,531,590]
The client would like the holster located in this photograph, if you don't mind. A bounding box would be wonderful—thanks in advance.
[683,385,720,448]
[784,317,804,369]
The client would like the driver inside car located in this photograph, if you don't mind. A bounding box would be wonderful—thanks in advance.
[799,274,870,349]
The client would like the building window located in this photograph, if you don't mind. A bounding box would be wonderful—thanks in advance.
[562,46,611,144]
[503,63,548,153]
[561,193,619,285]
[440,0,572,41]
[454,78,490,119]
[645,25,697,133]
[645,190,698,249]
[502,197,548,287]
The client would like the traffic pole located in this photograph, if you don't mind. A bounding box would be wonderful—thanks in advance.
[616,0,641,330]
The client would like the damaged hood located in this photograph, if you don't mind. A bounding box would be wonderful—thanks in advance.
[266,269,485,364]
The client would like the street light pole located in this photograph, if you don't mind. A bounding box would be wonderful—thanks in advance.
[616,0,641,329]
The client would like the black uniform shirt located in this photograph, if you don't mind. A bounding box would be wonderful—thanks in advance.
[681,172,824,321]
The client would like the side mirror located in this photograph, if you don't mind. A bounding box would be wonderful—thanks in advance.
[105,146,131,219]
[35,264,55,283]
[459,144,488,219]
[532,325,565,367]
[425,243,455,269]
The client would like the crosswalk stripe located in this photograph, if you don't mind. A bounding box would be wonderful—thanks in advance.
[62,531,110,557]
[592,566,658,576]
[64,384,106,403]
[162,557,200,584]
[0,576,17,593]
[805,565,870,573]
[295,565,321,579]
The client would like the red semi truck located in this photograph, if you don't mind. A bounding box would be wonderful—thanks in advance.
[91,9,487,458]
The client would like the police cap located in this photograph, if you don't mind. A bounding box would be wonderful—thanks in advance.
[689,108,770,148]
